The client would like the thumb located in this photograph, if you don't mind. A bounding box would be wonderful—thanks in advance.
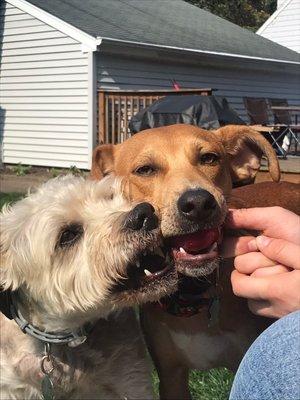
[250,235,300,270]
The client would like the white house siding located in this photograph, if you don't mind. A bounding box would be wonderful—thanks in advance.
[0,1,89,168]
[97,52,300,123]
[258,0,300,53]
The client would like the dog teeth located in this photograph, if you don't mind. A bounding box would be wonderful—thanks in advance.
[136,260,140,268]
[211,242,218,251]
[179,247,187,254]
[144,269,152,276]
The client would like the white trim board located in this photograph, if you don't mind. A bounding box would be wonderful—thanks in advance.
[5,0,101,51]
[99,36,300,66]
[257,0,292,34]
[87,51,97,169]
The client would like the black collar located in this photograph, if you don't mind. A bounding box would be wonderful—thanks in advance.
[0,289,93,347]
[0,289,13,320]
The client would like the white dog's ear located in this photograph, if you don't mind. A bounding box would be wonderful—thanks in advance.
[90,144,115,180]
[214,125,280,185]
[0,210,24,290]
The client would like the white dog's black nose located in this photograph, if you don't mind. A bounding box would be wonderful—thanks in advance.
[177,189,218,222]
[124,202,158,231]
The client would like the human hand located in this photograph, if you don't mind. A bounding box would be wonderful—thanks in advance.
[221,207,300,318]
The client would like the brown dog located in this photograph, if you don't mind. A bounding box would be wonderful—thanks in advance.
[91,124,294,399]
[229,181,300,215]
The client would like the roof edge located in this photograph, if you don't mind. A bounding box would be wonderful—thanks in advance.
[5,0,298,64]
[256,0,292,34]
[6,0,99,50]
[99,36,300,65]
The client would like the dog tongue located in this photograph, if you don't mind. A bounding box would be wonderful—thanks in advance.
[169,228,219,253]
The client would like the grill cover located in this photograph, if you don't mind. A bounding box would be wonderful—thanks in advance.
[129,95,245,133]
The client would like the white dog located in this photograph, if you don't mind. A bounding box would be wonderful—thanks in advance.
[0,175,176,399]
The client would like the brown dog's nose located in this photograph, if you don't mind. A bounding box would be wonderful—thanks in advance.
[124,202,158,231]
[177,189,218,222]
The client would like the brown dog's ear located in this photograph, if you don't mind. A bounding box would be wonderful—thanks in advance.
[215,125,280,185]
[90,144,115,180]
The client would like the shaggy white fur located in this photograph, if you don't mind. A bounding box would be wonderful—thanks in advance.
[0,175,174,399]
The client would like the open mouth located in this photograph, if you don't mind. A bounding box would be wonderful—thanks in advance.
[114,226,223,292]
[115,245,174,292]
[167,227,223,272]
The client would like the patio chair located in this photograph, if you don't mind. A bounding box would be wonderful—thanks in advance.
[268,98,299,154]
[243,97,270,125]
[268,98,291,125]
[243,97,286,157]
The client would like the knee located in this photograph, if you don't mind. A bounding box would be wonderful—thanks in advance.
[230,311,300,400]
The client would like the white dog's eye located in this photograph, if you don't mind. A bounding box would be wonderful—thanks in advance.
[58,223,83,248]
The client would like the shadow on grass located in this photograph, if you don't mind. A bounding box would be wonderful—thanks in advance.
[152,368,234,400]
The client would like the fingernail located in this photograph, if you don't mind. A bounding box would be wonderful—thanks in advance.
[256,235,271,248]
[248,239,258,252]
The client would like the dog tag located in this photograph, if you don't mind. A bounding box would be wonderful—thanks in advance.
[41,374,55,400]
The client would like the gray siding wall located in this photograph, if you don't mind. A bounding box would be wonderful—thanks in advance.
[258,0,300,53]
[97,52,300,123]
[0,1,90,168]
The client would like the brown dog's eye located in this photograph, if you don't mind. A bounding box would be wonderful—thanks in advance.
[134,165,156,176]
[58,223,83,248]
[199,153,220,165]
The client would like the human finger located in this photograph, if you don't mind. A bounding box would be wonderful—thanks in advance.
[226,207,300,244]
[247,299,276,318]
[251,265,289,277]
[220,236,255,258]
[231,270,269,300]
[241,270,300,318]
[254,236,300,270]
[234,252,276,274]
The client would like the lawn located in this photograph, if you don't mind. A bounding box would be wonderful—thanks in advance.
[153,368,234,400]
[0,191,234,399]
[0,192,24,209]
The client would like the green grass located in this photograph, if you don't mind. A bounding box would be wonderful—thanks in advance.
[0,193,235,399]
[189,369,234,400]
[10,162,32,176]
[0,192,24,209]
[152,368,234,400]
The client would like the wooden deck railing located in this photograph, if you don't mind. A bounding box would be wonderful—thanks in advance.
[97,88,213,144]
